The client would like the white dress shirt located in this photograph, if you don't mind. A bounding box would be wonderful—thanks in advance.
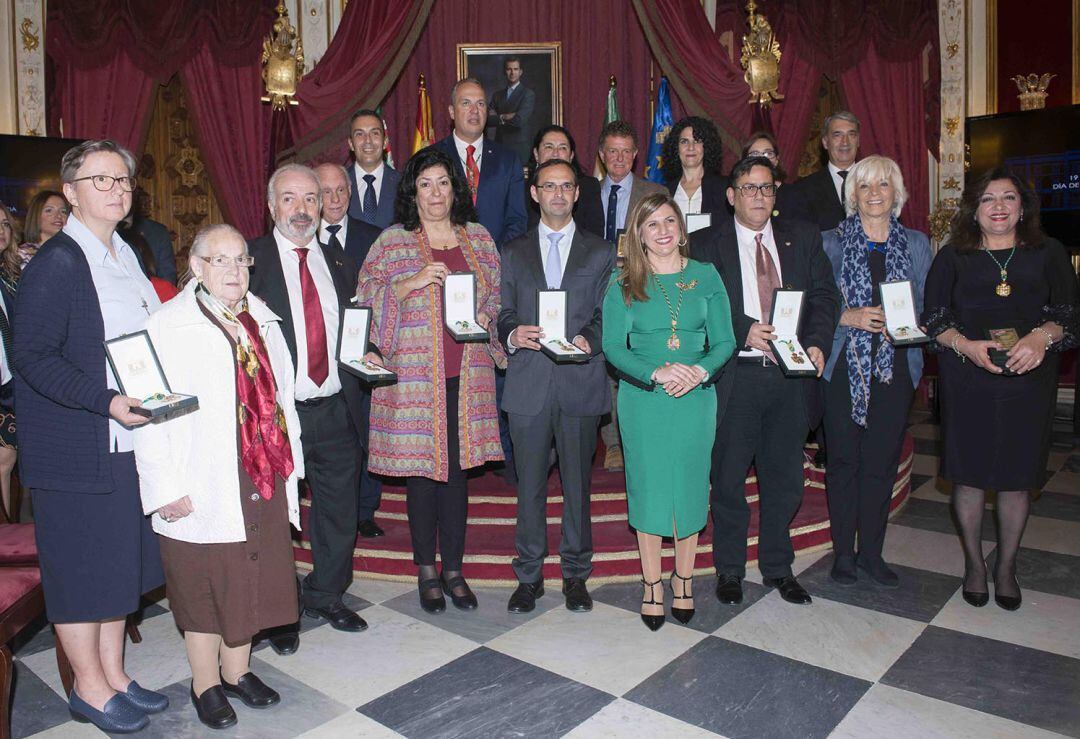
[273,228,342,400]
[828,161,847,203]
[319,217,348,249]
[734,218,783,358]
[353,161,385,209]
[65,215,161,451]
[453,132,483,171]
[674,182,703,215]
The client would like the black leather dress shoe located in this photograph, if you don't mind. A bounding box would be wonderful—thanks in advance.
[266,627,299,656]
[765,575,812,604]
[507,580,544,613]
[304,601,368,632]
[190,684,237,730]
[715,574,744,605]
[562,578,593,612]
[830,555,858,586]
[221,672,280,708]
[418,577,446,613]
[358,519,385,538]
[858,557,900,588]
[441,573,479,610]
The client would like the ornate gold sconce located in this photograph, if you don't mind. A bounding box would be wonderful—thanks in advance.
[740,0,784,106]
[261,2,305,111]
[1011,73,1055,110]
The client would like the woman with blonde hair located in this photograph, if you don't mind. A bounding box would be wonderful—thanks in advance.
[602,192,735,630]
[0,203,19,520]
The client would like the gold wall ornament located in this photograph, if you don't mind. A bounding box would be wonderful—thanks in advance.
[929,198,960,243]
[20,18,40,52]
[943,176,961,191]
[739,0,784,107]
[260,2,305,111]
[1011,73,1055,110]
[943,116,960,137]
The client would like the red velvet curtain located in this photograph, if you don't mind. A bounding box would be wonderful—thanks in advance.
[180,45,272,240]
[375,0,678,176]
[49,48,157,152]
[840,42,930,234]
[281,0,434,164]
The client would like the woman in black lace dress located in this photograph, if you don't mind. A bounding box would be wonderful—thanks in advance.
[922,167,1078,612]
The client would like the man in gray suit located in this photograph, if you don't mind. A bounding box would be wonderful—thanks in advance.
[487,56,536,164]
[346,109,401,229]
[498,159,615,614]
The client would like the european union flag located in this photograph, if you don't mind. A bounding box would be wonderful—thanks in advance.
[644,77,672,184]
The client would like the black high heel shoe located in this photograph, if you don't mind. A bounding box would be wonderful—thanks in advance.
[640,577,665,631]
[669,570,695,625]
[962,564,989,608]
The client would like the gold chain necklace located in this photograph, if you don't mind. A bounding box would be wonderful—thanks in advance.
[651,259,687,351]
[983,245,1016,297]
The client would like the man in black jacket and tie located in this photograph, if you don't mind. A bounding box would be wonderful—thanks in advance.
[691,156,840,607]
[779,110,861,232]
[498,160,615,614]
[248,164,371,654]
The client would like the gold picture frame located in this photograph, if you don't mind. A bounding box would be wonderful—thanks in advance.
[456,42,563,163]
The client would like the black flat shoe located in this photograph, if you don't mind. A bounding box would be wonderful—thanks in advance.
[418,577,446,613]
[715,573,743,605]
[669,570,695,625]
[304,601,368,632]
[857,557,900,588]
[764,575,812,604]
[266,627,299,656]
[221,672,280,708]
[357,519,385,538]
[829,555,857,586]
[640,577,665,631]
[562,577,593,612]
[441,573,479,610]
[508,580,544,613]
[190,683,237,730]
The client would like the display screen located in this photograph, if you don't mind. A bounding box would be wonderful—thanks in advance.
[0,135,85,220]
[967,105,1079,249]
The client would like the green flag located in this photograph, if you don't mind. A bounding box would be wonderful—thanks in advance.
[594,78,620,178]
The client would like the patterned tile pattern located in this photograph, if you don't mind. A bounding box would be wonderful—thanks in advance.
[10,413,1080,738]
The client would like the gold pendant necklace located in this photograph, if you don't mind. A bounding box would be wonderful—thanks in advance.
[983,246,1016,297]
[652,260,687,351]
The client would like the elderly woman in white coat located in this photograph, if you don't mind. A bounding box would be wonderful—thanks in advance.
[134,224,304,731]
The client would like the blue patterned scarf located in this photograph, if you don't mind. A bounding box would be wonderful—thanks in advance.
[838,214,910,427]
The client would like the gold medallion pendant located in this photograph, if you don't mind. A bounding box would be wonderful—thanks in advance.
[667,333,681,351]
[996,281,1012,297]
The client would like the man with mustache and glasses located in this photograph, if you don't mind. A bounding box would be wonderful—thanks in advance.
[346,109,400,229]
[248,164,378,655]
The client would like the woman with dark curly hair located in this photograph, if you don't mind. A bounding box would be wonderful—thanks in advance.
[357,146,506,613]
[523,125,601,231]
[662,116,729,219]
[922,167,1078,611]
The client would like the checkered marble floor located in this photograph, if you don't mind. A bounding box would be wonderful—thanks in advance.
[11,410,1080,738]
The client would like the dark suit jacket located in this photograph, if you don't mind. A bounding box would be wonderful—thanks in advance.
[247,233,368,442]
[433,135,527,250]
[347,163,401,229]
[779,167,845,233]
[13,231,118,492]
[576,174,667,241]
[525,175,602,236]
[664,172,732,219]
[488,84,536,161]
[690,217,840,427]
[498,225,615,417]
[330,216,382,271]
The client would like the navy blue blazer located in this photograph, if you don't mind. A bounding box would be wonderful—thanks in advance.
[347,163,401,230]
[337,216,382,270]
[433,135,527,250]
[13,231,119,493]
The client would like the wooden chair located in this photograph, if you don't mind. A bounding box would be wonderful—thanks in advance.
[0,568,44,739]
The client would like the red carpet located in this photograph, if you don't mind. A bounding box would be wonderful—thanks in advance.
[294,433,914,585]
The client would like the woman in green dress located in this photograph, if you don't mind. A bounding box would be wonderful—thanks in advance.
[603,193,735,630]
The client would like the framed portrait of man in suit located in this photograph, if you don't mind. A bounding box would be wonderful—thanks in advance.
[456,43,562,165]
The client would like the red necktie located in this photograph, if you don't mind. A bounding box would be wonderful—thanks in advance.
[294,248,329,386]
[465,144,480,204]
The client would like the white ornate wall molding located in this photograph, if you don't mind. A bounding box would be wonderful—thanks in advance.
[12,0,46,135]
[931,0,967,247]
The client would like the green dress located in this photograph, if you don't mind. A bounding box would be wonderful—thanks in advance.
[602,259,735,537]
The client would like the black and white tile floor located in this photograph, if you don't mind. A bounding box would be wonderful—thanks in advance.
[10,411,1080,738]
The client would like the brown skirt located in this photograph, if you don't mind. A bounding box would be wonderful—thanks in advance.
[160,470,297,647]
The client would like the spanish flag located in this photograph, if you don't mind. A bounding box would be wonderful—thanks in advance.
[412,74,435,154]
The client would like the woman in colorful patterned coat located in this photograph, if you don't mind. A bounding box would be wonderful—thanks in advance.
[357,147,506,614]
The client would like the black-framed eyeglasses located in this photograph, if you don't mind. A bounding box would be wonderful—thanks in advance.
[197,255,255,267]
[734,183,778,198]
[71,175,138,192]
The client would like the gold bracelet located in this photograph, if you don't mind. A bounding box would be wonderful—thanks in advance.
[1032,326,1054,349]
